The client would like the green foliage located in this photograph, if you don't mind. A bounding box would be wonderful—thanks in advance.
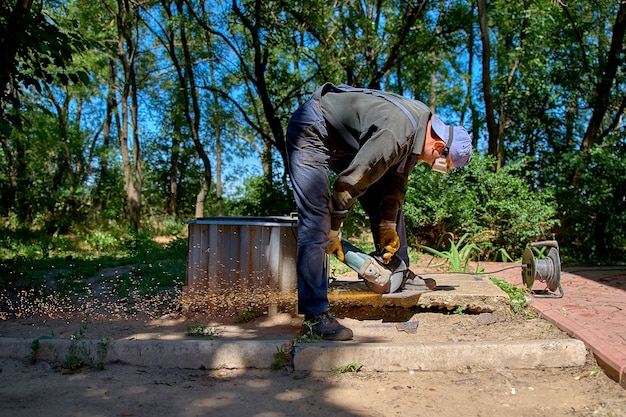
[29,335,52,363]
[341,201,370,239]
[404,154,559,260]
[271,346,287,370]
[491,278,531,316]
[62,318,108,372]
[0,0,624,266]
[294,320,323,344]
[0,0,91,94]
[226,176,296,216]
[420,233,481,273]
[333,362,363,375]
[235,308,261,323]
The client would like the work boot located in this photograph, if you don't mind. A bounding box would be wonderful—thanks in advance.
[304,312,353,341]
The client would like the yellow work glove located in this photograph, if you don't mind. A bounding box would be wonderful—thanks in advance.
[324,229,344,262]
[379,221,400,264]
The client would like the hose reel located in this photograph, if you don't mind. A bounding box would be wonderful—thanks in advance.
[522,240,564,298]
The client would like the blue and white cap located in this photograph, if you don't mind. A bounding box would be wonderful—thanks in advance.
[431,116,472,168]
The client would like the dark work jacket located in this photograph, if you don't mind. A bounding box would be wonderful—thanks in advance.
[319,83,431,225]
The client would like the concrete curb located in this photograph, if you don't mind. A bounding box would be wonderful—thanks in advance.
[293,339,588,372]
[0,337,587,372]
[2,338,288,370]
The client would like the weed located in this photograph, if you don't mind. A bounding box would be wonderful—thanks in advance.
[271,346,287,370]
[185,320,222,339]
[491,277,531,316]
[94,341,108,370]
[29,335,52,363]
[492,247,515,262]
[294,320,322,344]
[185,320,205,336]
[333,362,363,374]
[420,233,481,272]
[453,306,465,315]
[235,308,261,323]
[62,320,108,373]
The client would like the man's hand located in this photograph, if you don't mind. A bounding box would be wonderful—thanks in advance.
[324,229,344,262]
[379,221,400,264]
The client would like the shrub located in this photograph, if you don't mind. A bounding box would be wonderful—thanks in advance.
[404,154,558,260]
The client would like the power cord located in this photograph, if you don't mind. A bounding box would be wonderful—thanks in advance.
[415,264,524,275]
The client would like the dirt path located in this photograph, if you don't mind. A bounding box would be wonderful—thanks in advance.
[0,310,625,417]
[1,355,624,417]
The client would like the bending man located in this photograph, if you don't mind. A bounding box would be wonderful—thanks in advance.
[286,83,472,341]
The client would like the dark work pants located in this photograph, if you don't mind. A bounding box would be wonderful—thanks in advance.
[286,87,409,315]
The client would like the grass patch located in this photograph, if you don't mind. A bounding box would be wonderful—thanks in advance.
[0,224,187,320]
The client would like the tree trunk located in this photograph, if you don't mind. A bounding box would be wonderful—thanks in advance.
[466,1,479,148]
[130,56,141,231]
[429,51,438,112]
[116,0,142,232]
[368,1,426,90]
[580,1,626,152]
[167,127,180,217]
[232,0,281,185]
[477,0,499,164]
[209,57,224,215]
[44,83,77,220]
[195,180,208,219]
[175,0,212,218]
[571,1,626,187]
[93,58,118,216]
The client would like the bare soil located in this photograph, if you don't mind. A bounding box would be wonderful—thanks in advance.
[0,263,625,417]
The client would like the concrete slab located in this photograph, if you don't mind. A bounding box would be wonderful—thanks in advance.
[418,273,511,319]
[328,272,511,319]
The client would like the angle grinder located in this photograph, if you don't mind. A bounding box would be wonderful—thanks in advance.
[339,240,436,294]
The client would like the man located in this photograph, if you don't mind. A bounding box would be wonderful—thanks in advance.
[286,83,472,341]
